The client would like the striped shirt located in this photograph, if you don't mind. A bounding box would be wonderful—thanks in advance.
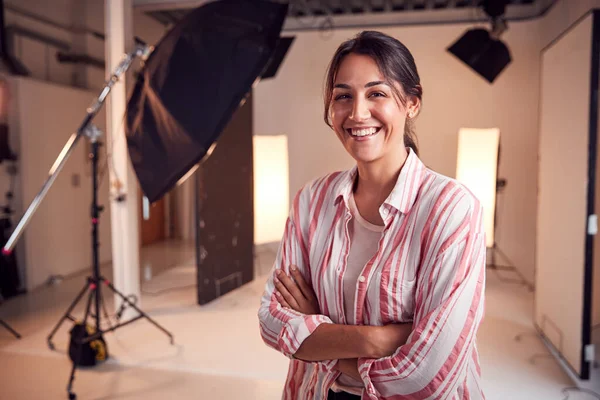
[258,148,486,400]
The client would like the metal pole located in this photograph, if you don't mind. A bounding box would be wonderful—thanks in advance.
[90,130,102,333]
[2,44,149,254]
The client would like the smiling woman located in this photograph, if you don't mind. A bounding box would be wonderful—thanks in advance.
[258,31,486,400]
[324,32,422,158]
[329,54,412,168]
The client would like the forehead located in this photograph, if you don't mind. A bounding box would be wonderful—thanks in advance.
[334,53,384,84]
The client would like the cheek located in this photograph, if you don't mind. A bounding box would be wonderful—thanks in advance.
[330,103,346,121]
[376,103,405,127]
[330,105,349,131]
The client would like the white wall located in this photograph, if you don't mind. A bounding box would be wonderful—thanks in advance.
[11,77,112,290]
[255,20,542,284]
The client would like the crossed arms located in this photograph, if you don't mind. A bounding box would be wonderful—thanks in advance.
[273,266,413,380]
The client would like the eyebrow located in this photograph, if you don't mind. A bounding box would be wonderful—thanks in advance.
[333,81,388,89]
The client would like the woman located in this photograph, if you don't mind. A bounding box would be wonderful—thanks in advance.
[258,31,486,400]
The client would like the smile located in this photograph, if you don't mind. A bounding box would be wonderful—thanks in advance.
[346,127,381,138]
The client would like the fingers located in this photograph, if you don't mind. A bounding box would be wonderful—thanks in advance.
[275,291,291,308]
[274,273,300,310]
[272,267,320,315]
[277,270,306,304]
[289,265,314,300]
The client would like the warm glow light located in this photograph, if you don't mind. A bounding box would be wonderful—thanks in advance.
[253,135,289,245]
[456,128,500,248]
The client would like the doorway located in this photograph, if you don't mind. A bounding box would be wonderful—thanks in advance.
[139,192,166,246]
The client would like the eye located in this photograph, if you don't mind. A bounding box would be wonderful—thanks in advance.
[369,92,386,98]
[334,93,351,101]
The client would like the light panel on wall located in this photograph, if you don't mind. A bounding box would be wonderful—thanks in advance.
[455,128,500,248]
[253,135,289,245]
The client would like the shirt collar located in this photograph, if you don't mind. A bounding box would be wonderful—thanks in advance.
[333,148,426,215]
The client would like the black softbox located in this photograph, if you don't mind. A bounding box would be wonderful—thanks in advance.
[126,0,288,202]
[447,28,511,84]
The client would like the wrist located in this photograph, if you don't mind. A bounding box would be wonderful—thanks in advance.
[360,325,384,359]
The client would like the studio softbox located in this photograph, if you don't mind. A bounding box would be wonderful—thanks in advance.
[447,28,511,84]
[126,0,288,202]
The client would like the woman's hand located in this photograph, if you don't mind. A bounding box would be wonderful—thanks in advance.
[336,359,361,381]
[274,265,320,315]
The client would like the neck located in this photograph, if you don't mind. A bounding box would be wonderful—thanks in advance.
[354,148,409,202]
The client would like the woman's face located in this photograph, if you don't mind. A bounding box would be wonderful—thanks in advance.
[329,53,415,165]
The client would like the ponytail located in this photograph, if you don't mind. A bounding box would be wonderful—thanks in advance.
[404,119,419,156]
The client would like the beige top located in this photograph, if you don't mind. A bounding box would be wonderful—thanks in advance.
[334,192,384,395]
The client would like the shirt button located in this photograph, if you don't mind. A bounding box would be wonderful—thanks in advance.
[358,276,366,283]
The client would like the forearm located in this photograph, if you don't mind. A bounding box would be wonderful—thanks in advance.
[293,323,381,361]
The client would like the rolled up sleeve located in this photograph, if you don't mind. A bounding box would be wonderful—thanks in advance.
[258,191,337,370]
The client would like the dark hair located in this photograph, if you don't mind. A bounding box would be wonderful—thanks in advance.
[323,31,423,155]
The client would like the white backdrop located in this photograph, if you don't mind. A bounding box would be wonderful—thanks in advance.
[535,12,596,379]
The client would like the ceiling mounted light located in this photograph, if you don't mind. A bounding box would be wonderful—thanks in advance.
[447,0,512,84]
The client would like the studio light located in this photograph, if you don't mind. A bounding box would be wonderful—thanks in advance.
[455,127,500,248]
[447,0,511,83]
[253,135,289,245]
[126,0,289,202]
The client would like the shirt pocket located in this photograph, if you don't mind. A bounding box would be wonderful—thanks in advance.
[378,267,416,324]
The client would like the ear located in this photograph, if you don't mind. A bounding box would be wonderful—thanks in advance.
[406,96,421,119]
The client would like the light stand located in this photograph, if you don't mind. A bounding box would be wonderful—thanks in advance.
[2,42,174,400]
[486,152,533,291]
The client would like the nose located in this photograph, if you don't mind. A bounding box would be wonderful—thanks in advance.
[349,97,370,122]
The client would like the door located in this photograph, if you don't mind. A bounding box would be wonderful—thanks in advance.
[139,190,166,246]
[536,11,599,380]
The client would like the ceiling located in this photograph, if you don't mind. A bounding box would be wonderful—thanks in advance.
[137,0,556,31]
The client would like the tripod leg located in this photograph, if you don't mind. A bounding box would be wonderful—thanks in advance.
[67,287,95,400]
[104,279,175,344]
[0,319,21,339]
[99,287,114,332]
[47,282,90,350]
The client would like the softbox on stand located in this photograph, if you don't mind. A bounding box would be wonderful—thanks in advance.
[126,0,288,203]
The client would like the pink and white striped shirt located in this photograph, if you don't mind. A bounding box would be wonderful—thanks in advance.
[258,149,486,400]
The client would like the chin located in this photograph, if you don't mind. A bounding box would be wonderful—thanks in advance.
[350,151,382,164]
[346,141,385,163]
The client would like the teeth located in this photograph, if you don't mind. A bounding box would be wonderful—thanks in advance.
[350,127,378,137]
